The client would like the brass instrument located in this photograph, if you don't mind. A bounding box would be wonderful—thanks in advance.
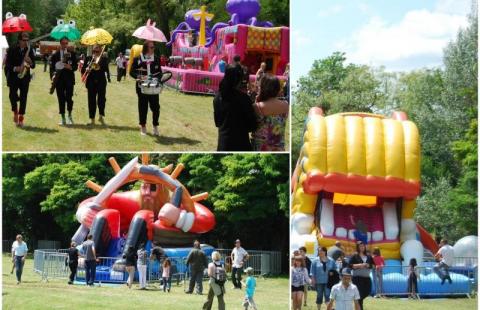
[17,42,31,79]
[49,48,72,94]
[81,45,106,83]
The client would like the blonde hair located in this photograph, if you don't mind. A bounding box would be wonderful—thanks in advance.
[211,251,221,261]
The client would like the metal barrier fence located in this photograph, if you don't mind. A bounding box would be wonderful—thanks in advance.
[371,263,477,298]
[216,249,282,276]
[33,248,283,286]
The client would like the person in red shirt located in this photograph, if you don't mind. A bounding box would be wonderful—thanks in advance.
[372,247,385,298]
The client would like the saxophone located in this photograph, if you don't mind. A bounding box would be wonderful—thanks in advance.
[17,42,31,79]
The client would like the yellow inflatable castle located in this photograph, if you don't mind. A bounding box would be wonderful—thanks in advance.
[291,107,436,263]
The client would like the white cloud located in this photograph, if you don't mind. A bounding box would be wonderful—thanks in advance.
[435,0,471,15]
[318,4,343,17]
[340,8,468,69]
[292,29,313,48]
[357,2,371,15]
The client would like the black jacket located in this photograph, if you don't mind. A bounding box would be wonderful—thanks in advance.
[4,45,36,84]
[81,55,110,88]
[130,54,162,94]
[213,90,257,151]
[50,48,78,84]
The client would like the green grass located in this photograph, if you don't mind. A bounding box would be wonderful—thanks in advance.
[2,254,289,309]
[3,65,217,151]
[302,286,477,310]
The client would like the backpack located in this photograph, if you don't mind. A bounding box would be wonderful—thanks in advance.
[214,262,227,285]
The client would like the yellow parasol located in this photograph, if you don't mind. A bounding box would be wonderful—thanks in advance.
[81,27,113,45]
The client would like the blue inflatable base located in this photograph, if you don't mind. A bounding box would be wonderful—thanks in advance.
[76,244,215,284]
[372,260,472,296]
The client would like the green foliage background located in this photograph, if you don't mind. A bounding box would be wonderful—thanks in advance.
[292,5,477,243]
[2,153,289,259]
[3,0,289,57]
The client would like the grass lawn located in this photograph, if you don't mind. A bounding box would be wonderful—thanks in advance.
[2,254,289,309]
[3,65,290,152]
[3,65,218,152]
[302,286,477,310]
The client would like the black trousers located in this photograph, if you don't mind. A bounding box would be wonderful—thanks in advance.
[231,267,243,288]
[117,68,125,82]
[87,83,106,119]
[137,92,160,126]
[352,276,371,310]
[56,80,74,115]
[69,262,78,282]
[9,77,30,115]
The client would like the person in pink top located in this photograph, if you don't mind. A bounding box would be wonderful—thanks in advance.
[162,258,172,292]
[372,247,385,298]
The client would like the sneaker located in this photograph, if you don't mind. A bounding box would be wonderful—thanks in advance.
[67,114,73,125]
[140,126,147,135]
[185,291,193,294]
[68,281,73,285]
[153,126,159,136]
[167,288,170,293]
[59,115,66,126]
[88,118,95,126]
[16,281,20,285]
[99,116,105,124]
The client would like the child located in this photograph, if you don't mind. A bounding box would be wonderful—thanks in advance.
[408,258,420,299]
[372,247,385,298]
[162,258,172,292]
[242,267,257,310]
[291,256,311,310]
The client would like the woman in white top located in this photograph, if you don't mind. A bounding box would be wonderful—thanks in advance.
[137,243,148,290]
[203,251,226,310]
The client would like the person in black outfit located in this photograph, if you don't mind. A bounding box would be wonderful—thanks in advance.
[213,64,257,151]
[349,241,374,310]
[67,241,79,284]
[50,37,78,125]
[130,40,162,136]
[4,32,35,127]
[43,53,48,72]
[81,44,111,125]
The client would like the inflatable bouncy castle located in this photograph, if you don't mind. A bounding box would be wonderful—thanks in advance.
[291,108,472,296]
[161,0,289,94]
[71,155,215,281]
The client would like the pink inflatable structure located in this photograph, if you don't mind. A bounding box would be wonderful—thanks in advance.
[163,0,289,94]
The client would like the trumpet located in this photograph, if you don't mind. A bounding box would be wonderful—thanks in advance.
[18,42,31,79]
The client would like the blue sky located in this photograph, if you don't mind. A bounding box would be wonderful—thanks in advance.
[291,0,472,84]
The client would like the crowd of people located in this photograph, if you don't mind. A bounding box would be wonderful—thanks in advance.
[291,238,456,310]
[10,234,258,309]
[214,56,289,152]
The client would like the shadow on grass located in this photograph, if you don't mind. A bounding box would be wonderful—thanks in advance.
[154,134,201,146]
[65,124,139,132]
[18,125,59,133]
